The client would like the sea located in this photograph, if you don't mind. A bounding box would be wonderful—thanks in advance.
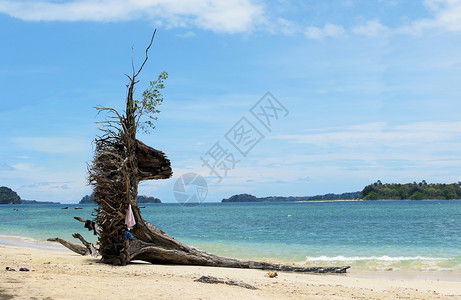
[1,200,460,273]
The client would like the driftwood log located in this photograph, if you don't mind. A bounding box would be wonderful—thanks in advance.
[47,233,98,257]
[47,237,88,256]
[195,276,258,290]
[49,30,350,274]
[50,213,350,273]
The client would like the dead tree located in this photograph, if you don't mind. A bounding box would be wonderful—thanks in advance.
[53,30,349,274]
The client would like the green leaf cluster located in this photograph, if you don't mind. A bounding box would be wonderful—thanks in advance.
[135,71,168,134]
[360,181,461,200]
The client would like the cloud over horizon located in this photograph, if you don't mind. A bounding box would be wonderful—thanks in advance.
[399,0,461,34]
[276,121,461,148]
[11,137,88,154]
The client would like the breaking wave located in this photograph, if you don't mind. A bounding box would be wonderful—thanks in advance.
[305,255,448,262]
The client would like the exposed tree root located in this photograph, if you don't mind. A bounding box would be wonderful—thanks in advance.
[48,30,351,275]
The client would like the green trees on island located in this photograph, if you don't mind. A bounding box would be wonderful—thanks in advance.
[0,186,21,204]
[3,180,461,206]
[221,192,361,202]
[222,193,258,202]
[223,182,461,203]
[79,194,161,204]
[79,194,94,204]
[360,181,461,200]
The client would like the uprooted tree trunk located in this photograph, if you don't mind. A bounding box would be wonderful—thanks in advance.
[52,30,350,274]
[48,233,98,257]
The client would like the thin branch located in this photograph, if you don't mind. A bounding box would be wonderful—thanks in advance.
[134,29,156,79]
[131,45,135,78]
[94,106,127,133]
[124,73,133,82]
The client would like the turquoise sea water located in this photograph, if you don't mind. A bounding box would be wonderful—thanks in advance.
[1,200,460,272]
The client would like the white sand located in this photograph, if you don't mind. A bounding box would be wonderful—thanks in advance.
[1,244,461,299]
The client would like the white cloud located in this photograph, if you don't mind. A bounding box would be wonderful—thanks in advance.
[272,121,461,169]
[304,23,345,39]
[4,162,89,202]
[276,121,461,149]
[176,31,196,38]
[399,0,461,34]
[272,17,302,35]
[304,0,461,39]
[222,121,461,192]
[352,20,391,37]
[311,0,461,39]
[138,121,461,199]
[3,0,460,38]
[0,0,264,33]
[11,137,88,154]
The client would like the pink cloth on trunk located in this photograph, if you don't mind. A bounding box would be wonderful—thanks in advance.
[125,204,136,227]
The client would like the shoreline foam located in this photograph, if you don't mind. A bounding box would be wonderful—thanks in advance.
[2,234,460,274]
[0,235,67,251]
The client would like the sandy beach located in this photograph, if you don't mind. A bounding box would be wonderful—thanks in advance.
[1,244,461,299]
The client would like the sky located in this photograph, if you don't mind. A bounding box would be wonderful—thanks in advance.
[1,0,461,203]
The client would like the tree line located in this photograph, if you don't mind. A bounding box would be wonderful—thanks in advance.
[0,186,21,204]
[221,192,361,202]
[360,180,461,200]
[80,193,161,204]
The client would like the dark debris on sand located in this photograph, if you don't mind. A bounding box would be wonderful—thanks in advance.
[194,275,258,290]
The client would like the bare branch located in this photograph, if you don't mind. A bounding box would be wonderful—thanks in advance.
[131,45,135,78]
[124,73,133,82]
[94,106,127,133]
[134,29,156,79]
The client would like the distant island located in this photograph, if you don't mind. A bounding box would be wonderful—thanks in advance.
[3,180,460,206]
[80,193,162,204]
[0,186,60,204]
[222,192,361,203]
[21,200,61,204]
[0,186,21,204]
[360,180,461,200]
[222,181,461,202]
[79,194,94,204]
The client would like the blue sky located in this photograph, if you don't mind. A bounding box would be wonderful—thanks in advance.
[1,0,461,203]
